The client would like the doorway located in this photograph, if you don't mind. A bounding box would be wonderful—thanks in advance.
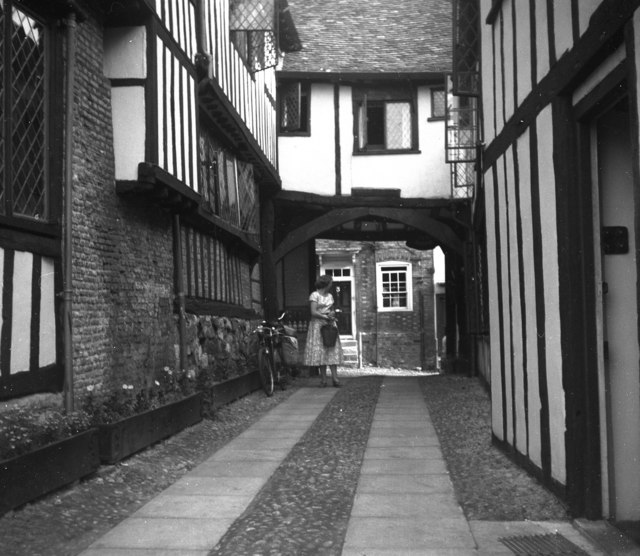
[321,265,355,337]
[593,96,640,521]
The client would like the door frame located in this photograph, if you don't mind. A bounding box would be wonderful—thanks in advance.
[574,67,630,519]
[319,260,356,337]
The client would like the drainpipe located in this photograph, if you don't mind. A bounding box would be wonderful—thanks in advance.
[63,11,77,412]
[173,215,187,372]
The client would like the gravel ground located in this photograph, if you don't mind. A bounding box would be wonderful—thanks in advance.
[0,368,571,556]
[210,376,382,556]
[419,372,571,521]
[0,386,299,556]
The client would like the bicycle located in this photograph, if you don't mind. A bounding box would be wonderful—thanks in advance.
[254,312,298,396]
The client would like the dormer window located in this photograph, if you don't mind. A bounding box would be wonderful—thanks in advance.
[353,85,418,154]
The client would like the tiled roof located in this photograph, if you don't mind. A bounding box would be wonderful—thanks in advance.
[281,0,452,74]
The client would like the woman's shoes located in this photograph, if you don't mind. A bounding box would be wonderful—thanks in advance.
[332,381,342,388]
[320,381,327,388]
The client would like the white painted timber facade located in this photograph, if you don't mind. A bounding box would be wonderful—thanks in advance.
[279,83,450,198]
[478,0,640,521]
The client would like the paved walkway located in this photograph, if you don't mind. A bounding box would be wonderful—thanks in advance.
[79,378,609,555]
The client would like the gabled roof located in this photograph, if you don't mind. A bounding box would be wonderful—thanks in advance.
[280,0,452,75]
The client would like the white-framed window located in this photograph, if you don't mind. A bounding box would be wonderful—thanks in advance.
[376,262,413,311]
[353,85,418,154]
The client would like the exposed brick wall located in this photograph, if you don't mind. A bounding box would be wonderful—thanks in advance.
[71,11,178,393]
[69,9,266,398]
[317,240,437,370]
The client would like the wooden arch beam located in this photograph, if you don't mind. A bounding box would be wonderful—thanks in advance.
[272,207,463,262]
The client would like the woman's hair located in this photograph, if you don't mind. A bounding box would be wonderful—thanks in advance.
[314,274,333,290]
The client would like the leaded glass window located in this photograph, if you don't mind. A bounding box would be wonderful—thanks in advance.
[1,2,49,221]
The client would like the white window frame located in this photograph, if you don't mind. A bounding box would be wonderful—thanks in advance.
[376,261,413,312]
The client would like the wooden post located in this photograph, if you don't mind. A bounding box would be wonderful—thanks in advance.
[260,196,278,320]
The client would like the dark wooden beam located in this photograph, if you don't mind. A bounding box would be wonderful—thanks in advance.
[483,0,639,169]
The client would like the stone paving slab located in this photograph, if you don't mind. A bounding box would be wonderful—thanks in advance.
[356,473,454,495]
[343,377,476,554]
[343,517,477,550]
[360,455,448,474]
[89,517,233,551]
[364,446,444,459]
[366,435,440,447]
[79,387,338,556]
[81,550,209,556]
[351,493,466,519]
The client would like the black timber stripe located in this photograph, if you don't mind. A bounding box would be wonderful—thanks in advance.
[30,255,41,372]
[503,154,516,447]
[547,0,556,65]
[553,95,588,515]
[334,84,341,195]
[1,250,14,377]
[513,140,529,455]
[493,163,507,441]
[530,0,537,88]
[207,236,212,300]
[529,121,551,480]
[484,0,640,170]
[185,227,192,297]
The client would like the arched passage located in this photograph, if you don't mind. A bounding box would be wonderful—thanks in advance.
[273,206,464,262]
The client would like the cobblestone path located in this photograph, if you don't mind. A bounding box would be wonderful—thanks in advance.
[209,376,382,556]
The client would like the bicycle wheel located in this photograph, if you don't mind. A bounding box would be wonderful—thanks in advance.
[258,348,275,396]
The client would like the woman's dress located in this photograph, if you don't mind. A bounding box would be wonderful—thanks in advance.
[303,291,344,366]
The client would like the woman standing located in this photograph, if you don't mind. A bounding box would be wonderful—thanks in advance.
[303,275,343,387]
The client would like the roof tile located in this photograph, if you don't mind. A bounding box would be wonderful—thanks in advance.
[282,0,453,74]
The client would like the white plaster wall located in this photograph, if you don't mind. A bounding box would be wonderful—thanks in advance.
[497,158,513,444]
[39,257,56,367]
[506,146,527,455]
[503,0,515,122]
[495,14,505,134]
[103,27,147,79]
[111,86,146,181]
[11,251,32,373]
[554,1,574,62]
[535,1,550,85]
[515,0,532,107]
[279,83,336,195]
[578,0,602,36]
[485,168,504,440]
[537,105,566,485]
[517,129,542,468]
[280,85,450,198]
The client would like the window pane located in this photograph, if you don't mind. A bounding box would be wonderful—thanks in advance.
[11,5,46,219]
[385,102,411,149]
[432,89,445,118]
[0,3,5,214]
[367,104,385,146]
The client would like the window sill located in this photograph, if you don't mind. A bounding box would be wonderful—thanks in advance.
[377,307,414,313]
[427,116,446,122]
[353,149,421,156]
